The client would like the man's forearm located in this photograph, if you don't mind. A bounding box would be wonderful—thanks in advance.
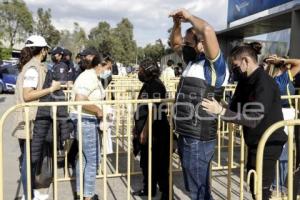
[170,22,183,50]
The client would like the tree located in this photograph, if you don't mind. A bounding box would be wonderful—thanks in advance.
[143,42,165,62]
[73,22,87,53]
[112,18,137,65]
[87,18,138,66]
[88,21,112,53]
[0,0,33,48]
[58,23,87,54]
[35,8,60,47]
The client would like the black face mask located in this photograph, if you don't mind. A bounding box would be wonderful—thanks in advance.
[182,45,198,64]
[64,59,71,67]
[232,67,246,81]
[51,55,58,63]
[138,72,148,82]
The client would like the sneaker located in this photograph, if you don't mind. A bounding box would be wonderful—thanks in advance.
[21,191,48,200]
[34,190,49,200]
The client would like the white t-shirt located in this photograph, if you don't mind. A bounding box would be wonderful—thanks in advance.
[162,67,175,79]
[23,68,38,88]
[71,69,106,116]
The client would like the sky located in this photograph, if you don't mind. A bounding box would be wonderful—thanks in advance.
[23,0,228,47]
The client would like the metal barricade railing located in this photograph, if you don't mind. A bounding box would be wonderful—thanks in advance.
[0,99,175,200]
[254,119,300,200]
[1,79,299,200]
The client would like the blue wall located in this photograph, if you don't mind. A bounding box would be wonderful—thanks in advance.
[228,0,293,23]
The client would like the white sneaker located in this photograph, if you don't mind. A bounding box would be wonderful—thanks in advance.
[21,190,49,200]
[34,190,49,200]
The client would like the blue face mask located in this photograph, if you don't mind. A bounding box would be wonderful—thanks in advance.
[100,70,112,79]
[99,70,112,89]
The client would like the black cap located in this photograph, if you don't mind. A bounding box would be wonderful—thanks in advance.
[63,49,72,57]
[50,46,64,55]
[80,47,98,56]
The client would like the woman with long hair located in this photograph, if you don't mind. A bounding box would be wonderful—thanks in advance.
[14,35,61,200]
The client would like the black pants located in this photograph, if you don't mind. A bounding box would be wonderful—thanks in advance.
[247,145,283,200]
[294,126,300,200]
[140,134,170,197]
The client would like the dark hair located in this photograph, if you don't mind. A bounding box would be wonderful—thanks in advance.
[167,59,174,67]
[19,47,32,71]
[88,53,104,69]
[230,42,262,63]
[19,46,44,71]
[103,52,113,63]
[140,58,161,78]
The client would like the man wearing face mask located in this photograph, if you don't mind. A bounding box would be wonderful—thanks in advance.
[169,8,229,200]
[51,46,70,85]
[63,48,76,84]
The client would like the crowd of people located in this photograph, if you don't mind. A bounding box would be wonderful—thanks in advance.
[9,7,300,200]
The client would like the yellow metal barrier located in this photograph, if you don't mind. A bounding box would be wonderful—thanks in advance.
[1,79,299,199]
[255,119,300,200]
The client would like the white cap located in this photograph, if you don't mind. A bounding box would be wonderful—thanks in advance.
[25,35,50,48]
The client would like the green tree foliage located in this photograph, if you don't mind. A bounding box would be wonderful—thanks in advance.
[0,0,33,48]
[143,42,165,62]
[58,22,87,54]
[88,18,138,66]
[35,8,60,47]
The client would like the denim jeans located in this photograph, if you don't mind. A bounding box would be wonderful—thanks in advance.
[178,135,216,200]
[272,142,288,192]
[71,114,101,198]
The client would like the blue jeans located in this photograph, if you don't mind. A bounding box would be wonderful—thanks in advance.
[71,114,101,198]
[178,135,216,200]
[272,142,288,192]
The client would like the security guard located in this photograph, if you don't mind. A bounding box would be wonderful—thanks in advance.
[51,46,69,84]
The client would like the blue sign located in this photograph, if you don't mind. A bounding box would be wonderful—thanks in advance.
[228,0,294,23]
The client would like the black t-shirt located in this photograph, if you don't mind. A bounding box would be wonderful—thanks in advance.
[224,67,287,146]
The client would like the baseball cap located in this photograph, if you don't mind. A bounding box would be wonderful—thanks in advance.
[80,47,98,56]
[63,49,72,57]
[50,46,64,55]
[25,35,50,48]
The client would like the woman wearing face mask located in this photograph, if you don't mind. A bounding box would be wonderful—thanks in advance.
[70,52,109,200]
[132,59,171,200]
[14,35,61,200]
[202,42,287,200]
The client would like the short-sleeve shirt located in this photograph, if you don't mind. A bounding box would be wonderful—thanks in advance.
[23,67,38,88]
[274,71,295,107]
[71,69,105,116]
[182,52,229,88]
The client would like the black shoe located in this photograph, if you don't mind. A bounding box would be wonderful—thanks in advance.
[132,189,156,197]
[91,194,99,200]
[160,193,174,200]
[74,194,98,200]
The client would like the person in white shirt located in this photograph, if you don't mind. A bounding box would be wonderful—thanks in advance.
[70,52,111,200]
[162,59,175,80]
